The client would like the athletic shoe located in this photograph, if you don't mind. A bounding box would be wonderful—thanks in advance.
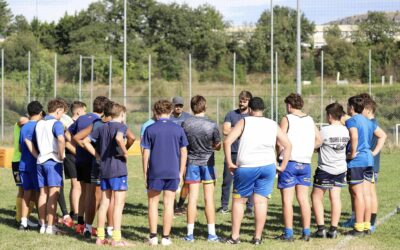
[312,229,326,238]
[45,226,65,235]
[341,218,355,228]
[18,224,28,231]
[111,240,130,247]
[161,237,172,246]
[300,234,310,241]
[75,224,85,234]
[96,238,110,246]
[364,229,372,236]
[27,219,38,228]
[344,229,364,237]
[276,234,294,242]
[251,237,262,245]
[84,229,92,239]
[183,234,195,242]
[217,207,229,214]
[174,206,186,215]
[62,216,74,228]
[327,230,338,239]
[225,236,240,244]
[245,207,254,217]
[147,237,158,246]
[370,225,376,233]
[207,234,221,242]
[39,225,46,234]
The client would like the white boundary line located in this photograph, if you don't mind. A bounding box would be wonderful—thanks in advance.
[336,205,400,249]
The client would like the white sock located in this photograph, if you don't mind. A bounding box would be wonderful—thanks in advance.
[46,225,53,231]
[351,212,356,220]
[85,224,92,232]
[208,224,216,236]
[21,217,28,227]
[107,226,113,236]
[187,224,194,235]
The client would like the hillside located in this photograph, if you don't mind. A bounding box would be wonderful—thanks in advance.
[327,11,400,25]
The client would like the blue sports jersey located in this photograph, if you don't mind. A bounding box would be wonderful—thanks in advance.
[370,119,380,172]
[90,121,128,179]
[68,113,101,163]
[19,121,38,172]
[170,112,191,126]
[345,114,376,168]
[141,118,189,180]
[140,119,155,138]
[224,109,249,153]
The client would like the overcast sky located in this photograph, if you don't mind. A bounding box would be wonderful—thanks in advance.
[8,0,400,25]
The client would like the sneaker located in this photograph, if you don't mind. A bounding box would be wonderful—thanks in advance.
[217,207,229,214]
[39,225,46,234]
[147,236,158,246]
[225,236,240,244]
[276,234,294,242]
[245,207,254,217]
[174,206,186,215]
[312,229,326,238]
[27,219,38,228]
[96,238,110,246]
[341,218,355,228]
[344,229,364,237]
[111,240,130,247]
[45,226,65,235]
[19,224,28,231]
[183,234,195,242]
[364,229,372,236]
[370,225,376,233]
[207,234,221,242]
[161,237,172,246]
[251,237,262,245]
[300,234,310,241]
[62,216,74,228]
[327,230,338,239]
[83,228,92,239]
[75,224,85,234]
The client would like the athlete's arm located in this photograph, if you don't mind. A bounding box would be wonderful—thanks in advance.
[116,132,128,160]
[372,127,386,157]
[73,125,93,148]
[142,149,150,188]
[64,130,76,155]
[314,125,322,149]
[82,138,96,156]
[223,119,244,173]
[213,142,222,151]
[125,128,135,150]
[179,147,188,184]
[222,122,232,136]
[24,139,39,159]
[276,116,289,153]
[57,135,65,161]
[348,127,358,159]
[276,126,292,173]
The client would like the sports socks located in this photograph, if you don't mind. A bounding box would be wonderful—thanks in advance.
[371,213,377,226]
[177,197,185,208]
[354,222,365,232]
[187,224,194,235]
[107,226,113,236]
[97,227,105,240]
[112,230,122,242]
[302,228,311,236]
[364,222,371,230]
[21,217,28,227]
[284,228,293,238]
[16,197,22,222]
[78,216,84,225]
[85,224,92,232]
[208,224,216,236]
[317,225,325,232]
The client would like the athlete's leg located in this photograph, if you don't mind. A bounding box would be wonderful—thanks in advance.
[312,187,326,226]
[329,187,341,227]
[254,193,267,239]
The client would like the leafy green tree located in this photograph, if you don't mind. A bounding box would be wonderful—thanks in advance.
[0,0,12,35]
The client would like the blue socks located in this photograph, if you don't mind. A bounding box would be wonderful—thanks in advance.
[303,228,311,236]
[284,228,294,238]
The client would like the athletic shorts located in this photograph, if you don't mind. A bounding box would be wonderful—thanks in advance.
[185,165,216,184]
[347,167,374,185]
[76,161,92,184]
[12,162,22,186]
[64,153,77,179]
[313,168,346,189]
[232,164,276,199]
[147,179,180,192]
[21,169,40,191]
[37,160,63,188]
[90,160,101,186]
[278,161,311,189]
[101,176,128,191]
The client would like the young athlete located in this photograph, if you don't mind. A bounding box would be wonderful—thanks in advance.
[35,98,68,234]
[87,103,134,246]
[182,95,221,242]
[142,99,188,246]
[311,103,350,239]
[19,101,44,230]
[277,93,321,241]
[345,95,386,236]
[224,97,292,245]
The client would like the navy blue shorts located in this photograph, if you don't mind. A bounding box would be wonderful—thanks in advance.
[185,165,216,184]
[12,162,22,186]
[233,165,276,199]
[37,160,63,188]
[278,161,311,189]
[147,179,180,192]
[347,167,374,185]
[313,168,346,189]
[21,169,39,191]
[101,176,128,191]
[76,161,92,184]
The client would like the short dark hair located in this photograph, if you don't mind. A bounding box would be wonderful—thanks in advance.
[93,96,109,113]
[110,103,125,118]
[153,100,173,115]
[325,102,345,121]
[284,93,304,109]
[348,95,364,114]
[190,95,206,114]
[103,101,115,117]
[48,98,68,113]
[364,97,377,114]
[249,97,265,111]
[27,101,43,116]
[239,90,252,100]
[71,101,86,113]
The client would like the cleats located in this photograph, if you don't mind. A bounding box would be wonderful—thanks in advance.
[183,234,195,242]
[225,236,240,244]
[147,237,158,246]
[251,237,262,245]
[75,224,85,234]
[312,229,326,238]
[217,207,229,214]
[276,234,294,242]
[345,229,364,237]
[300,234,311,241]
[161,237,172,246]
[96,238,110,246]
[327,230,338,239]
[207,234,221,242]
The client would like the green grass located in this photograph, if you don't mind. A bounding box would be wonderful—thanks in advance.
[0,152,399,249]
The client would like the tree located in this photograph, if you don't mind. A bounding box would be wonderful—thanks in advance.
[357,12,399,45]
[0,0,12,35]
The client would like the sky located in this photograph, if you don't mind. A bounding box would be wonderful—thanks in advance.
[7,0,400,25]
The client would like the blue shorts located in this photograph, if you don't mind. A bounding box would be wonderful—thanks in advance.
[313,168,346,189]
[232,164,276,199]
[278,161,311,189]
[185,165,216,184]
[21,169,39,191]
[101,176,128,191]
[347,167,374,185]
[147,179,180,192]
[37,160,63,188]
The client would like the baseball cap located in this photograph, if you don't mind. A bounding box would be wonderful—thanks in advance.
[172,96,184,105]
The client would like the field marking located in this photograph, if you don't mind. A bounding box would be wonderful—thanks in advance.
[336,205,400,249]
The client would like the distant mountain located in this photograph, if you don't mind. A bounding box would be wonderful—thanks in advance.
[326,11,400,25]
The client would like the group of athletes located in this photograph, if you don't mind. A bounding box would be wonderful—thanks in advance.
[10,89,386,246]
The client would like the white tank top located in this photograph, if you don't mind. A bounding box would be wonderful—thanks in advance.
[35,119,63,164]
[236,117,277,168]
[284,114,315,164]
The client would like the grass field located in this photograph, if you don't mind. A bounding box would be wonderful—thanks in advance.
[0,152,399,250]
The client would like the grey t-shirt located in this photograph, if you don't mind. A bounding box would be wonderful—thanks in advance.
[318,124,350,175]
[170,112,191,126]
[182,116,221,166]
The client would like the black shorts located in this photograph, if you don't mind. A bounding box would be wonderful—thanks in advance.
[64,153,77,179]
[347,167,374,185]
[90,160,101,186]
[12,161,22,186]
[313,168,345,189]
[76,161,92,184]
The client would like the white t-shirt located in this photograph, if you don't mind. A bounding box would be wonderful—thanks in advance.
[318,124,350,175]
